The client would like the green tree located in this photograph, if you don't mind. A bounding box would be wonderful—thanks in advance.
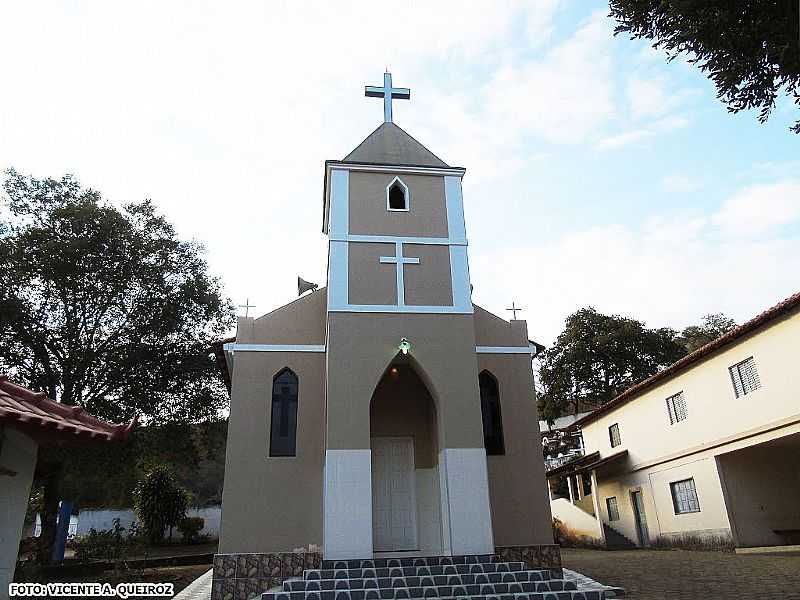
[133,465,189,544]
[538,308,686,421]
[0,169,234,561]
[609,0,800,132]
[678,313,737,353]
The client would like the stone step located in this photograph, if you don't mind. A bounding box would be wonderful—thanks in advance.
[305,562,529,580]
[321,556,497,570]
[283,579,577,596]
[263,591,605,600]
[286,571,559,591]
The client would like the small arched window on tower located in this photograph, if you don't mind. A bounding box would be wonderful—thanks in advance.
[479,370,505,455]
[269,368,299,457]
[386,177,410,211]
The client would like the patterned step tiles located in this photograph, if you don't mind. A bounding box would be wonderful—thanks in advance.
[262,555,607,600]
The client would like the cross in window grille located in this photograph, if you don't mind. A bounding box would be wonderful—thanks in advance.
[729,357,761,398]
[666,391,687,425]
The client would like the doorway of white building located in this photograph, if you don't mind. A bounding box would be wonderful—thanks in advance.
[631,489,650,546]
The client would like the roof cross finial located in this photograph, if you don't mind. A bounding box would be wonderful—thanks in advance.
[506,301,524,320]
[238,297,256,318]
[365,71,410,123]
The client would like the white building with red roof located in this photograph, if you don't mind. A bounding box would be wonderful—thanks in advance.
[0,375,135,597]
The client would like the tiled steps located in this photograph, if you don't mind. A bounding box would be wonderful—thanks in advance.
[306,563,534,580]
[265,591,604,600]
[320,557,496,570]
[262,555,607,600]
[290,572,561,590]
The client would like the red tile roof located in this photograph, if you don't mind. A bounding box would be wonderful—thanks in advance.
[573,290,800,429]
[0,376,136,443]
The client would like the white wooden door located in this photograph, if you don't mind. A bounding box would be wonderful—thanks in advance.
[372,437,418,551]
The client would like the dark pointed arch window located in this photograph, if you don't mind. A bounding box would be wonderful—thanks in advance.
[269,368,298,457]
[479,371,505,455]
[386,177,409,211]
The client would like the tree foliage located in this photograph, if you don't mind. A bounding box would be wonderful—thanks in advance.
[609,0,800,133]
[538,308,687,421]
[0,168,234,422]
[0,169,233,561]
[677,313,737,353]
[133,465,189,544]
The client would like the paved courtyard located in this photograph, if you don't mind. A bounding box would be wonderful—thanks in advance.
[561,548,800,599]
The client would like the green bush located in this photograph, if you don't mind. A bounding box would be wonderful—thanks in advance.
[133,465,189,544]
[177,517,205,544]
[73,519,140,562]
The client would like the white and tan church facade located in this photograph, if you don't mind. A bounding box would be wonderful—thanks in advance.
[211,75,560,600]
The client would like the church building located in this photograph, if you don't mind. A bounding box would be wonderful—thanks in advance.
[213,74,561,598]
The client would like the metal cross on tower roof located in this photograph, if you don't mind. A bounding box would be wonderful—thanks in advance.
[506,301,524,320]
[365,71,410,123]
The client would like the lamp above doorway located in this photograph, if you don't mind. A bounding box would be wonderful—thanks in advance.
[398,337,412,355]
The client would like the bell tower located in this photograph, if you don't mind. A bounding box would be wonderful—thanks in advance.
[323,72,472,315]
[321,73,494,560]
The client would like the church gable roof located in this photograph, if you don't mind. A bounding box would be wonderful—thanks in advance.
[343,122,449,168]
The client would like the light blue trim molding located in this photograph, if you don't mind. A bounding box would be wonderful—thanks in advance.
[475,346,531,354]
[328,241,349,310]
[329,304,473,314]
[223,343,327,353]
[329,169,349,236]
[449,245,472,313]
[329,234,466,246]
[444,176,467,244]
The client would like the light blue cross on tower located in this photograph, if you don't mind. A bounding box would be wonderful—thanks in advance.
[365,71,410,123]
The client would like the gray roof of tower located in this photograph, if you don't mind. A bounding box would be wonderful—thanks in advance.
[343,122,449,168]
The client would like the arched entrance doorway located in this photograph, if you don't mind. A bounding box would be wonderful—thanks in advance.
[370,358,442,554]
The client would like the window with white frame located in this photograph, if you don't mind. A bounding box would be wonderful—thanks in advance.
[666,391,688,425]
[609,423,621,448]
[729,356,761,398]
[386,177,409,211]
[606,496,620,521]
[670,478,700,514]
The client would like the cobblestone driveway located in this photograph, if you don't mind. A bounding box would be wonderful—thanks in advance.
[561,548,800,600]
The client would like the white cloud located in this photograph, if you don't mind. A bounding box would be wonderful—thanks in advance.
[712,181,800,236]
[596,115,688,150]
[482,11,615,145]
[661,174,703,193]
[471,181,800,345]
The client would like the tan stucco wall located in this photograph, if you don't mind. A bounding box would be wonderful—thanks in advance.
[219,351,326,553]
[473,305,529,347]
[348,172,448,238]
[348,242,397,305]
[239,289,327,345]
[370,363,438,468]
[581,308,800,469]
[403,244,452,307]
[326,313,484,451]
[478,352,554,547]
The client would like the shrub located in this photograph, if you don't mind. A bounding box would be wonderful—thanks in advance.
[133,465,189,544]
[652,532,734,552]
[72,519,142,562]
[552,517,604,549]
[177,517,204,544]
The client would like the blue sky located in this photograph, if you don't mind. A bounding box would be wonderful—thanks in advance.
[0,1,797,344]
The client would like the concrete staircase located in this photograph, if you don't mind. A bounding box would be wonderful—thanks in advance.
[262,554,609,600]
[602,524,636,550]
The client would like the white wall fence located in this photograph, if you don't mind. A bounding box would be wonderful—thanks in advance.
[33,506,221,540]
